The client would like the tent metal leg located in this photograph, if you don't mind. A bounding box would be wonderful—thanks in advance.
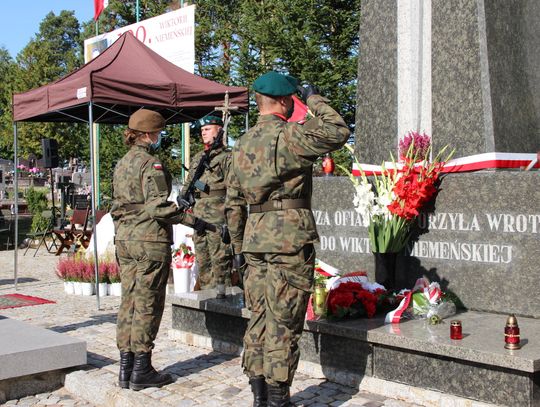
[89,103,101,310]
[13,122,19,290]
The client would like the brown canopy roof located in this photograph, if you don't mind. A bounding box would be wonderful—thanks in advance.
[13,32,248,124]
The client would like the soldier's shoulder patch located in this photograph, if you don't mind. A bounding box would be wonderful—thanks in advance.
[153,163,163,170]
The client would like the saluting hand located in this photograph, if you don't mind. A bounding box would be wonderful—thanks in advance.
[296,84,320,104]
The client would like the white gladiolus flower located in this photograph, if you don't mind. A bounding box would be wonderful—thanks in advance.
[353,181,375,226]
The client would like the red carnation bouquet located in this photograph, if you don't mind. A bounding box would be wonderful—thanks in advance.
[325,271,387,319]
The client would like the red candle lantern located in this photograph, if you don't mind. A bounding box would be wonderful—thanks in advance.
[450,320,463,340]
[322,154,335,176]
[504,314,521,350]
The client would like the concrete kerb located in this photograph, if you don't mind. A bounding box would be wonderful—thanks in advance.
[64,370,165,407]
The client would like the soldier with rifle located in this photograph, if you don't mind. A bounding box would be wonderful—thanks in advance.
[180,113,233,293]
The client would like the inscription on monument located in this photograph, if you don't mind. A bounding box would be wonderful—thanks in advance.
[312,174,540,316]
[316,210,538,265]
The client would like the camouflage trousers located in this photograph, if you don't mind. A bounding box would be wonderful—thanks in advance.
[242,244,315,385]
[194,230,232,289]
[115,240,171,353]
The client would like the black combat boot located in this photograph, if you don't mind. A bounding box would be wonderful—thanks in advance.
[118,351,134,389]
[129,352,173,391]
[249,376,268,407]
[267,382,290,407]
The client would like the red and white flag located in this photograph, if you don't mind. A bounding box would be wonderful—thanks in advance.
[94,0,109,21]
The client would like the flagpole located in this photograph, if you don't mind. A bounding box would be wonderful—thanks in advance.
[180,0,185,182]
[94,13,101,208]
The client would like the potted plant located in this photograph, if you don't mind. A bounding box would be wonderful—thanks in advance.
[80,259,95,296]
[97,261,109,296]
[56,258,74,294]
[69,258,84,295]
[107,261,122,296]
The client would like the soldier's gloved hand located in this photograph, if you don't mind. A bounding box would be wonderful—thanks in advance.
[220,225,231,244]
[192,218,211,233]
[233,253,245,270]
[177,195,190,211]
[296,84,320,104]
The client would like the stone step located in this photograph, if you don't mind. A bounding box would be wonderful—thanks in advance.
[0,316,87,402]
[64,370,165,407]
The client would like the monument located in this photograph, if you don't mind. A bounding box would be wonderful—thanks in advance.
[315,0,540,317]
[171,2,540,405]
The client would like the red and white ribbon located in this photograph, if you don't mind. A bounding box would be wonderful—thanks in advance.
[315,259,341,277]
[385,278,442,324]
[385,291,413,324]
[353,152,539,176]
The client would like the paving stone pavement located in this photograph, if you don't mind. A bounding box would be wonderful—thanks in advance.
[0,250,423,406]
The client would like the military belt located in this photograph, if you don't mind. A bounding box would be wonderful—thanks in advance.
[123,203,145,211]
[249,199,310,214]
[199,189,226,198]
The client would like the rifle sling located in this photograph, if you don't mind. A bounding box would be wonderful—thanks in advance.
[249,199,310,214]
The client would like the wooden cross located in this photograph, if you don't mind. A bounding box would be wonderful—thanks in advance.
[214,91,240,144]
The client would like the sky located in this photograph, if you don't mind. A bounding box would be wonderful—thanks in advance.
[0,1,94,58]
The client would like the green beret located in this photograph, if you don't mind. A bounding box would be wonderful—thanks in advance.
[128,109,165,132]
[253,71,298,96]
[191,114,224,129]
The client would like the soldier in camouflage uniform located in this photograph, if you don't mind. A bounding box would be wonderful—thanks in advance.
[186,114,232,290]
[111,109,212,391]
[225,71,350,406]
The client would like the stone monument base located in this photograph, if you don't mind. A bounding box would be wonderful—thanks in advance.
[170,289,540,406]
[0,317,87,403]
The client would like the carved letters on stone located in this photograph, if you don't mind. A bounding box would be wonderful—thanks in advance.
[315,210,540,265]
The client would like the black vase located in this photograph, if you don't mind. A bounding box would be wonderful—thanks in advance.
[373,252,398,290]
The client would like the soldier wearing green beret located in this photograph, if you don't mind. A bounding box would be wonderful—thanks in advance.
[186,113,233,291]
[225,72,350,406]
[111,109,213,391]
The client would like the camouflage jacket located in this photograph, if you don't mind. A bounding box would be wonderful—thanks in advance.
[186,145,231,224]
[225,95,350,254]
[111,143,195,243]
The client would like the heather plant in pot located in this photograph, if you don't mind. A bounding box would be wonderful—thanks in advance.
[106,260,121,296]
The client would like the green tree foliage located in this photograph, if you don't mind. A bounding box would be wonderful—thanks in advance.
[0,48,16,159]
[194,0,359,174]
[96,125,128,206]
[6,11,88,162]
[25,187,49,232]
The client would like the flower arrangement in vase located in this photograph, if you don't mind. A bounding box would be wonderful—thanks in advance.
[342,134,454,289]
[171,244,195,294]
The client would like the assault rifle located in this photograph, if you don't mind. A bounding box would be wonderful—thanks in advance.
[177,128,230,244]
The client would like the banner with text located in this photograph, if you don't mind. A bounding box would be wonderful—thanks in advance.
[84,5,195,72]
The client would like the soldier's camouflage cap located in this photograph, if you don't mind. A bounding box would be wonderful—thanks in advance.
[252,71,298,96]
[128,109,165,132]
